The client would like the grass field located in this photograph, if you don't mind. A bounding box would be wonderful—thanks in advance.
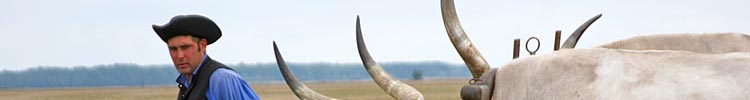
[0,79,468,100]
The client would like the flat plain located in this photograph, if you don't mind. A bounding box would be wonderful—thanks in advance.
[0,79,467,100]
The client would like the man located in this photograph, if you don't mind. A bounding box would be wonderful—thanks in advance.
[152,14,261,100]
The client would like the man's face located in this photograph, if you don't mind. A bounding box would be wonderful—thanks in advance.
[167,35,207,75]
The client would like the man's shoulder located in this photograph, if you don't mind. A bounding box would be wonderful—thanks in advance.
[208,68,252,89]
[210,68,243,79]
[205,68,260,100]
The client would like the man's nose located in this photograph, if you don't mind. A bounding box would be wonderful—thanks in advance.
[176,50,185,59]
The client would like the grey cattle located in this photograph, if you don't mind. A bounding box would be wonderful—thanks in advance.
[272,0,750,99]
[490,48,750,99]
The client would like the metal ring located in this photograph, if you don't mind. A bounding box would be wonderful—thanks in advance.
[526,37,540,55]
[468,78,483,84]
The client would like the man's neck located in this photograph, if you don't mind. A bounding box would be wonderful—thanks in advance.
[184,74,192,84]
[182,52,208,84]
[183,53,208,84]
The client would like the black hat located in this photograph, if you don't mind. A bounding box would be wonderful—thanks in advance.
[152,14,222,45]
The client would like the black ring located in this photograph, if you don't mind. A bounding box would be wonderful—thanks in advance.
[526,37,540,55]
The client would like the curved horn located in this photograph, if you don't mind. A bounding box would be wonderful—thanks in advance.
[273,41,338,100]
[440,0,490,78]
[356,16,425,100]
[561,14,603,49]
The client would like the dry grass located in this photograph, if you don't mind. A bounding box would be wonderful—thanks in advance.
[0,79,467,100]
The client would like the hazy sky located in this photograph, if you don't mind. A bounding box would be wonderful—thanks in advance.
[1,0,748,70]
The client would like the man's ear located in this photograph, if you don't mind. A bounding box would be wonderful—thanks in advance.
[199,39,208,52]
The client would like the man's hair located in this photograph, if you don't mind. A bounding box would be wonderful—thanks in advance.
[181,35,203,51]
[190,36,201,44]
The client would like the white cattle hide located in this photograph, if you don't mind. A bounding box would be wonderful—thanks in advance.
[598,33,750,53]
[492,47,750,100]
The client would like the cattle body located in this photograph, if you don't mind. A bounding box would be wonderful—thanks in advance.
[598,33,750,53]
[492,47,750,100]
[273,0,750,99]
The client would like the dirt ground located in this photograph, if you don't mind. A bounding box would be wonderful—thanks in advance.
[0,79,467,100]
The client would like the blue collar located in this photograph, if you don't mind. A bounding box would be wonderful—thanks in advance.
[191,54,209,75]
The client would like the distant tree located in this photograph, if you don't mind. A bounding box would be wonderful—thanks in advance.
[412,70,423,80]
[0,61,472,88]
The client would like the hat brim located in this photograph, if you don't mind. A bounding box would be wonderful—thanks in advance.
[152,22,221,45]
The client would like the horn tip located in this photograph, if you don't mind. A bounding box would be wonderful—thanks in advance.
[592,14,603,19]
[273,41,277,47]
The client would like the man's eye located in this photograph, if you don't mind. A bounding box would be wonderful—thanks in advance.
[180,46,190,49]
[169,47,177,51]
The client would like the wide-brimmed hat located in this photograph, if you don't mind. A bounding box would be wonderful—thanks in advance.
[152,14,221,45]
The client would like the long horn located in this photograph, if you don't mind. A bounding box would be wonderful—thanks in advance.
[440,0,490,79]
[356,16,424,100]
[273,41,338,100]
[561,14,603,49]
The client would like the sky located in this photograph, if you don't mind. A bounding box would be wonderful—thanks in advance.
[1,0,748,70]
